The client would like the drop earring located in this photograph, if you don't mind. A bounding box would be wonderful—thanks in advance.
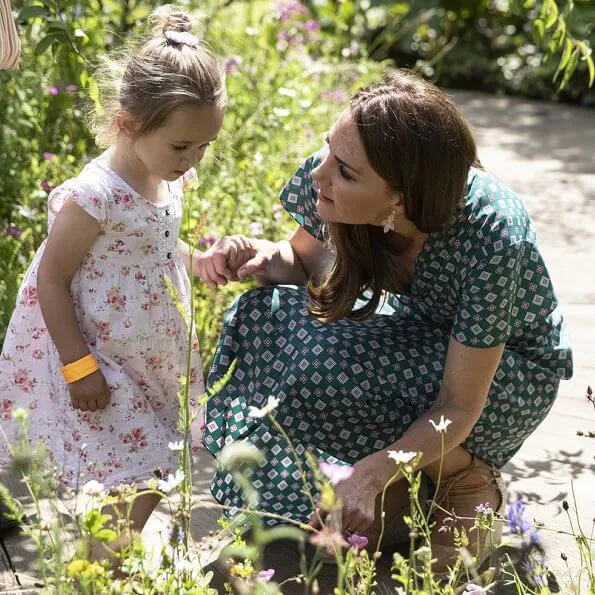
[382,210,396,233]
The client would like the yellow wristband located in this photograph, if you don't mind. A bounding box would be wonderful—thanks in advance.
[61,353,100,384]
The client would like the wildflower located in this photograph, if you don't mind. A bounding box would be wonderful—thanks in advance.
[257,568,275,582]
[464,584,487,594]
[199,234,217,247]
[319,460,353,485]
[174,558,194,573]
[82,480,106,498]
[247,395,280,418]
[429,415,452,433]
[157,469,185,493]
[168,440,184,451]
[272,0,308,22]
[347,533,368,550]
[42,152,56,161]
[506,499,539,544]
[474,502,494,530]
[66,84,77,93]
[225,55,242,75]
[310,525,348,554]
[248,221,265,236]
[341,41,360,58]
[48,86,59,96]
[41,181,54,193]
[304,19,319,31]
[387,450,417,465]
[5,224,22,239]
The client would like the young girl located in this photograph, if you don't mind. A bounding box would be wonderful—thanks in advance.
[0,5,225,540]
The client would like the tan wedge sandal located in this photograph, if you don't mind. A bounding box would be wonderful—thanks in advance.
[429,456,508,573]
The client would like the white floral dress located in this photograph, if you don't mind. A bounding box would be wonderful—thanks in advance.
[0,154,205,488]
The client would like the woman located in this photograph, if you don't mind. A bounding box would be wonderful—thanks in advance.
[197,70,572,568]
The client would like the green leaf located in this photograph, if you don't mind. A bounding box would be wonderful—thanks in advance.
[34,34,57,56]
[543,0,559,30]
[95,528,118,541]
[258,526,305,545]
[221,543,259,560]
[19,5,46,21]
[534,18,545,39]
[559,47,580,90]
[554,37,573,82]
[587,55,595,88]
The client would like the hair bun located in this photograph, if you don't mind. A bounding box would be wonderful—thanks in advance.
[150,4,194,35]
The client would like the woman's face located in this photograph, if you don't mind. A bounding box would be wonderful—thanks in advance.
[311,111,399,226]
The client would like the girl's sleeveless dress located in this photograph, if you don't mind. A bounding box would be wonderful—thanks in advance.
[0,154,205,488]
[204,149,573,526]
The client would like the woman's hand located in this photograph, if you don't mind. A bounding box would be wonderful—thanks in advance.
[68,369,111,412]
[194,235,280,290]
[309,456,387,536]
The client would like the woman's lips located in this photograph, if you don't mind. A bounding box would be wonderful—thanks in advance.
[318,189,334,203]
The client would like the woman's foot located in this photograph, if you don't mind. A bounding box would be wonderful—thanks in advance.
[429,456,507,572]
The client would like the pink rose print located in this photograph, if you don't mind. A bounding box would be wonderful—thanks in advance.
[148,356,163,370]
[112,222,126,233]
[106,287,127,312]
[120,266,131,276]
[31,327,47,340]
[122,428,148,451]
[132,394,150,413]
[64,441,72,452]
[20,286,38,306]
[121,194,135,210]
[123,317,133,329]
[32,349,44,360]
[96,321,112,341]
[1,400,14,421]
[142,243,156,256]
[13,369,35,393]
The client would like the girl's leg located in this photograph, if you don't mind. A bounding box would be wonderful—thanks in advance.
[90,491,161,567]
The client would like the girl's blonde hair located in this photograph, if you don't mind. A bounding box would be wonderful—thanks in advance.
[92,5,226,147]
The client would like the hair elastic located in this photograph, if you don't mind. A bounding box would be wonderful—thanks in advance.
[164,30,200,48]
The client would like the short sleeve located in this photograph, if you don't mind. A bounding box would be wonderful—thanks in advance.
[451,240,557,348]
[48,181,109,230]
[279,149,326,240]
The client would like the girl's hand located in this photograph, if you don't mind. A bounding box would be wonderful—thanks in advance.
[68,369,111,412]
[195,235,279,290]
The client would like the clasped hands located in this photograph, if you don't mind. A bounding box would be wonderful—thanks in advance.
[193,235,277,290]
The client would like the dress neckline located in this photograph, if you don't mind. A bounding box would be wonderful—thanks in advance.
[92,152,175,210]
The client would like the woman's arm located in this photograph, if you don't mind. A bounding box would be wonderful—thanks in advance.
[37,200,101,363]
[363,338,505,491]
[251,226,332,286]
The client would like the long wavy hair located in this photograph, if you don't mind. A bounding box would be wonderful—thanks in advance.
[308,70,478,323]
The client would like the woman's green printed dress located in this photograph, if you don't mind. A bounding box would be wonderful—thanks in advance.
[203,150,573,525]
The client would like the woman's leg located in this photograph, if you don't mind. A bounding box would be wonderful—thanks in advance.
[423,446,506,571]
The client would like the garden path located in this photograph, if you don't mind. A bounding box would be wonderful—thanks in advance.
[1,90,594,594]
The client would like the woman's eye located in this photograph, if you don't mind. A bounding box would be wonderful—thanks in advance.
[338,164,353,181]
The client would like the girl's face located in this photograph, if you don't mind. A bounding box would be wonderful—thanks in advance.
[311,111,401,226]
[131,104,224,181]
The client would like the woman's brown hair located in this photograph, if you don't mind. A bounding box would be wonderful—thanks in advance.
[308,69,478,323]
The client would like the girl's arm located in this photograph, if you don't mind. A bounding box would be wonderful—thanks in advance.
[37,200,101,363]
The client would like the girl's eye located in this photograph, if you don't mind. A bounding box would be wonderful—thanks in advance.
[324,132,330,144]
[338,164,353,181]
[172,145,187,151]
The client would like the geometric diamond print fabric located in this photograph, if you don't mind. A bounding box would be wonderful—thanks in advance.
[204,150,573,526]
